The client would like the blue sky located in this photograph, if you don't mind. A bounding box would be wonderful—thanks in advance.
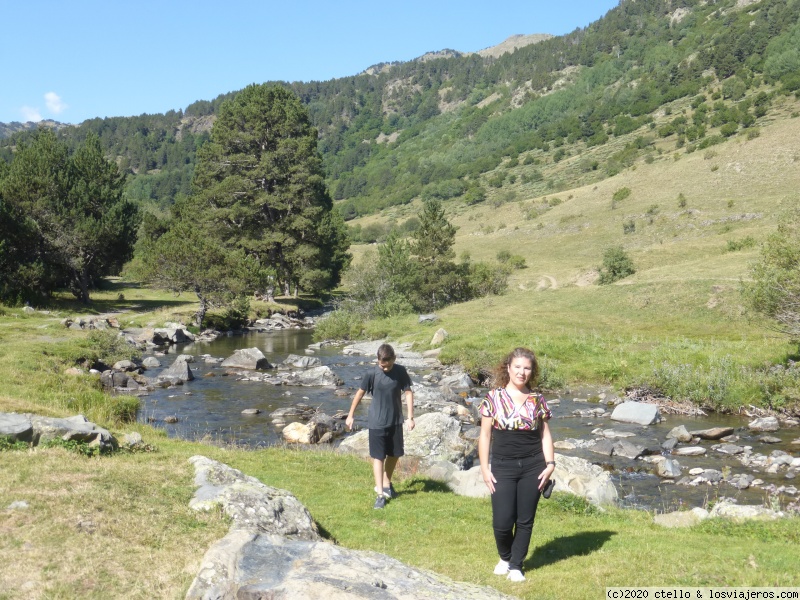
[1,0,620,125]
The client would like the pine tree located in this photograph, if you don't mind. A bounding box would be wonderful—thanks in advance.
[190,84,350,296]
[411,198,458,310]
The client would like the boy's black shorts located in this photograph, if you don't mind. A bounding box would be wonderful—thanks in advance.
[369,424,404,459]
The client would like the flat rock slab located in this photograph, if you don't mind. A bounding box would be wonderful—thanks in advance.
[610,401,661,425]
[672,446,707,456]
[185,456,513,600]
[690,427,734,440]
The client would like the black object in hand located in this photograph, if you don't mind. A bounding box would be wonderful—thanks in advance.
[542,479,555,499]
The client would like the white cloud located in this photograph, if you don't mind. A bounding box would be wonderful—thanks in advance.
[44,92,67,114]
[20,106,43,122]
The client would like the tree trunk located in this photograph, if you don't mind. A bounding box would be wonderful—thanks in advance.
[266,285,275,303]
[195,290,208,328]
[77,269,91,304]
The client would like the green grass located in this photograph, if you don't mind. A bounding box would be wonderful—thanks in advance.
[2,95,800,599]
[2,440,798,600]
[339,108,800,413]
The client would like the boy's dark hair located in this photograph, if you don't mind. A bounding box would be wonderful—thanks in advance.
[377,344,395,361]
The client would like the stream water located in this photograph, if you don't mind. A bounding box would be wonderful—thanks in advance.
[136,329,799,512]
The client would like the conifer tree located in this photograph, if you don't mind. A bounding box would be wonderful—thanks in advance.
[190,84,350,296]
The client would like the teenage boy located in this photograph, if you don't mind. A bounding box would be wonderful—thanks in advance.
[346,343,415,509]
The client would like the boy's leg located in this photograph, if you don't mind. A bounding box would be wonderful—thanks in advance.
[383,456,399,488]
[372,458,385,492]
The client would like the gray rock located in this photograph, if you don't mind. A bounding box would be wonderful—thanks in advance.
[661,437,679,451]
[654,507,709,528]
[241,409,261,416]
[713,444,744,455]
[221,348,272,370]
[121,432,144,449]
[438,372,473,391]
[7,500,30,510]
[418,313,439,323]
[672,446,707,456]
[157,358,194,383]
[654,458,682,478]
[281,354,321,368]
[610,401,661,425]
[340,413,475,469]
[0,413,34,443]
[758,435,782,444]
[612,440,646,460]
[667,425,693,442]
[709,500,786,521]
[589,438,615,456]
[28,414,116,450]
[185,456,512,600]
[142,356,161,368]
[551,454,618,506]
[748,416,780,432]
[690,427,734,440]
[283,365,342,387]
[430,328,448,346]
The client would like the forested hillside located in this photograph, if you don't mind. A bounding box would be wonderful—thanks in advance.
[2,0,799,220]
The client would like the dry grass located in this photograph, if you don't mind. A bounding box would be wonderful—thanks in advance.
[0,439,229,600]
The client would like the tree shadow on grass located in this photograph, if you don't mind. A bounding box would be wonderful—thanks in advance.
[525,530,615,570]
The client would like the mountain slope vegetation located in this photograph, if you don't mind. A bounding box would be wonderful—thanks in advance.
[2,0,798,222]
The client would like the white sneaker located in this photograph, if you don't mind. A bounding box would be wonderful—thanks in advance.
[493,559,509,575]
[507,569,526,582]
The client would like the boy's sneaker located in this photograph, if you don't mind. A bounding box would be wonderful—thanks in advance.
[383,483,397,499]
[507,569,526,582]
[373,495,386,509]
[493,559,510,575]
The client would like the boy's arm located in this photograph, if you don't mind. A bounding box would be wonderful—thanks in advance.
[345,389,366,431]
[405,388,414,431]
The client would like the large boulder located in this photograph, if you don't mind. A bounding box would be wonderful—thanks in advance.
[339,413,475,469]
[283,365,342,387]
[748,416,780,432]
[551,453,619,506]
[0,413,34,443]
[185,456,512,600]
[221,348,272,370]
[610,401,661,425]
[28,414,116,450]
[157,357,194,383]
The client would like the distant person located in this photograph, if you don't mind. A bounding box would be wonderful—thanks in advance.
[478,347,555,582]
[346,343,415,509]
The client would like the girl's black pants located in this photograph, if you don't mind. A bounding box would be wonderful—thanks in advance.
[490,454,545,571]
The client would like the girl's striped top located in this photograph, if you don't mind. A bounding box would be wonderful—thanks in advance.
[478,387,552,431]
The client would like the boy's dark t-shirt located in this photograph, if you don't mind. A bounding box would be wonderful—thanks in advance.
[360,364,412,429]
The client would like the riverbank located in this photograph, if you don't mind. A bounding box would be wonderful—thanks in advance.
[2,295,800,598]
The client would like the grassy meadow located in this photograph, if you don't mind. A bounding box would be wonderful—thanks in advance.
[345,102,800,413]
[2,97,800,599]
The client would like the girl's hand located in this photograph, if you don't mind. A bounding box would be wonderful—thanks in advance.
[482,468,497,494]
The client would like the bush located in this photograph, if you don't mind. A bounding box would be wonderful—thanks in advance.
[725,236,757,252]
[623,220,636,235]
[612,187,632,202]
[598,246,636,284]
[314,308,365,341]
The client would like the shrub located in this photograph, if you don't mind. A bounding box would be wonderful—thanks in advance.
[623,220,636,235]
[725,236,757,252]
[678,193,687,208]
[612,187,632,202]
[598,246,636,284]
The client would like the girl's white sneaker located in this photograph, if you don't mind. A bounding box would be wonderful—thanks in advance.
[507,569,526,582]
[493,559,509,575]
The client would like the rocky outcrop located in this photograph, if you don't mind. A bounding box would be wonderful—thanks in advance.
[185,456,513,600]
[0,412,117,451]
[221,348,272,370]
[339,412,476,469]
